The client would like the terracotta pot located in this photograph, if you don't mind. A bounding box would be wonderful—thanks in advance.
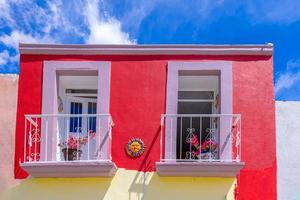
[62,148,82,161]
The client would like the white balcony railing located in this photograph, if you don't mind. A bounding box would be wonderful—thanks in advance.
[23,114,113,164]
[160,114,241,163]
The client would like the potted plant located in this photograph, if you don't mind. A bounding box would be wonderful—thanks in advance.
[58,130,96,161]
[200,139,218,159]
[186,134,218,160]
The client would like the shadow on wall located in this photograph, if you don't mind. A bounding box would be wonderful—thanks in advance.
[0,169,235,200]
[126,126,235,200]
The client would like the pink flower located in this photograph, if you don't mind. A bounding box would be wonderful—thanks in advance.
[88,130,96,139]
[201,140,218,152]
[191,134,199,146]
[187,134,199,147]
[58,131,97,149]
[192,148,201,157]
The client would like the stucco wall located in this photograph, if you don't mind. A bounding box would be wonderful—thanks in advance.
[276,101,300,200]
[0,74,20,191]
[233,59,277,200]
[13,54,276,199]
[0,169,235,200]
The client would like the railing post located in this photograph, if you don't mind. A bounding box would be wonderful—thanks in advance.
[199,117,202,161]
[28,117,32,162]
[76,116,79,160]
[45,118,48,162]
[34,118,37,162]
[237,115,241,162]
[87,116,90,161]
[180,117,182,160]
[24,117,27,163]
[160,115,163,161]
[189,117,192,160]
[109,115,113,161]
[66,118,69,161]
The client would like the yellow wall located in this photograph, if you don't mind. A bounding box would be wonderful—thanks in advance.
[0,169,235,200]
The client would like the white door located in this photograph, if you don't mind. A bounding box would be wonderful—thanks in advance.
[64,96,97,160]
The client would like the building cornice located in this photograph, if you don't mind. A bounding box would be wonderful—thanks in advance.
[19,43,273,56]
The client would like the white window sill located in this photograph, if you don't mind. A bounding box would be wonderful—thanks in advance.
[156,161,244,177]
[21,161,117,178]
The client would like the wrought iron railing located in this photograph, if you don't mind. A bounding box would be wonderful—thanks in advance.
[160,114,241,162]
[23,114,113,163]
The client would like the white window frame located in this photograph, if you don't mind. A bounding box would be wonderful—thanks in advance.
[40,61,111,161]
[165,61,233,160]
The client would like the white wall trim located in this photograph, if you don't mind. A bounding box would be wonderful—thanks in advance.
[41,61,111,161]
[19,43,274,56]
[164,61,233,160]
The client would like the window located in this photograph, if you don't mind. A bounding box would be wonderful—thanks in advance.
[176,75,219,160]
[57,73,99,161]
[163,61,233,161]
[156,61,243,177]
[21,61,116,177]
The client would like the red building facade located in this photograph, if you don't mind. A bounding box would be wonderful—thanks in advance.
[14,44,276,200]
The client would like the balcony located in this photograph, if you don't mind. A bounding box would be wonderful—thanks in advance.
[20,114,117,177]
[156,114,244,177]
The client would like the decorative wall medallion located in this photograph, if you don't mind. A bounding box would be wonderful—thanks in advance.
[126,138,145,158]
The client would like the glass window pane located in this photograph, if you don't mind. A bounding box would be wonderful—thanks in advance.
[178,91,214,100]
[88,102,97,132]
[69,102,82,132]
[177,102,212,114]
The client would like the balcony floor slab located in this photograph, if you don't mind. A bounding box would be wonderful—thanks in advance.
[21,161,117,178]
[156,161,244,177]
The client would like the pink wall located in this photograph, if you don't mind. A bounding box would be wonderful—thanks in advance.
[0,75,20,191]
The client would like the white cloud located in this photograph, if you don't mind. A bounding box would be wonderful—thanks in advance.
[0,0,135,72]
[43,1,85,38]
[236,0,300,24]
[84,0,135,44]
[287,59,300,71]
[116,0,158,35]
[0,30,54,49]
[0,50,10,65]
[263,1,300,24]
[43,1,61,33]
[0,50,18,66]
[0,0,15,27]
[275,59,300,95]
[275,72,300,94]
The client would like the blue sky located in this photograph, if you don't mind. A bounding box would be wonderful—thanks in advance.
[0,0,300,100]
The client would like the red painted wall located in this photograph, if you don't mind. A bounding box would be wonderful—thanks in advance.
[15,54,276,199]
[233,59,276,200]
[110,61,167,171]
[14,56,43,179]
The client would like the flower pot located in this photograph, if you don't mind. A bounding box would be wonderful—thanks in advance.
[62,148,82,161]
[200,150,218,160]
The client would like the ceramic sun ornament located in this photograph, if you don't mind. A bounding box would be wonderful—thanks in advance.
[126,138,145,158]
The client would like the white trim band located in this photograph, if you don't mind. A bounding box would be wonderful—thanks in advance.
[19,43,274,56]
